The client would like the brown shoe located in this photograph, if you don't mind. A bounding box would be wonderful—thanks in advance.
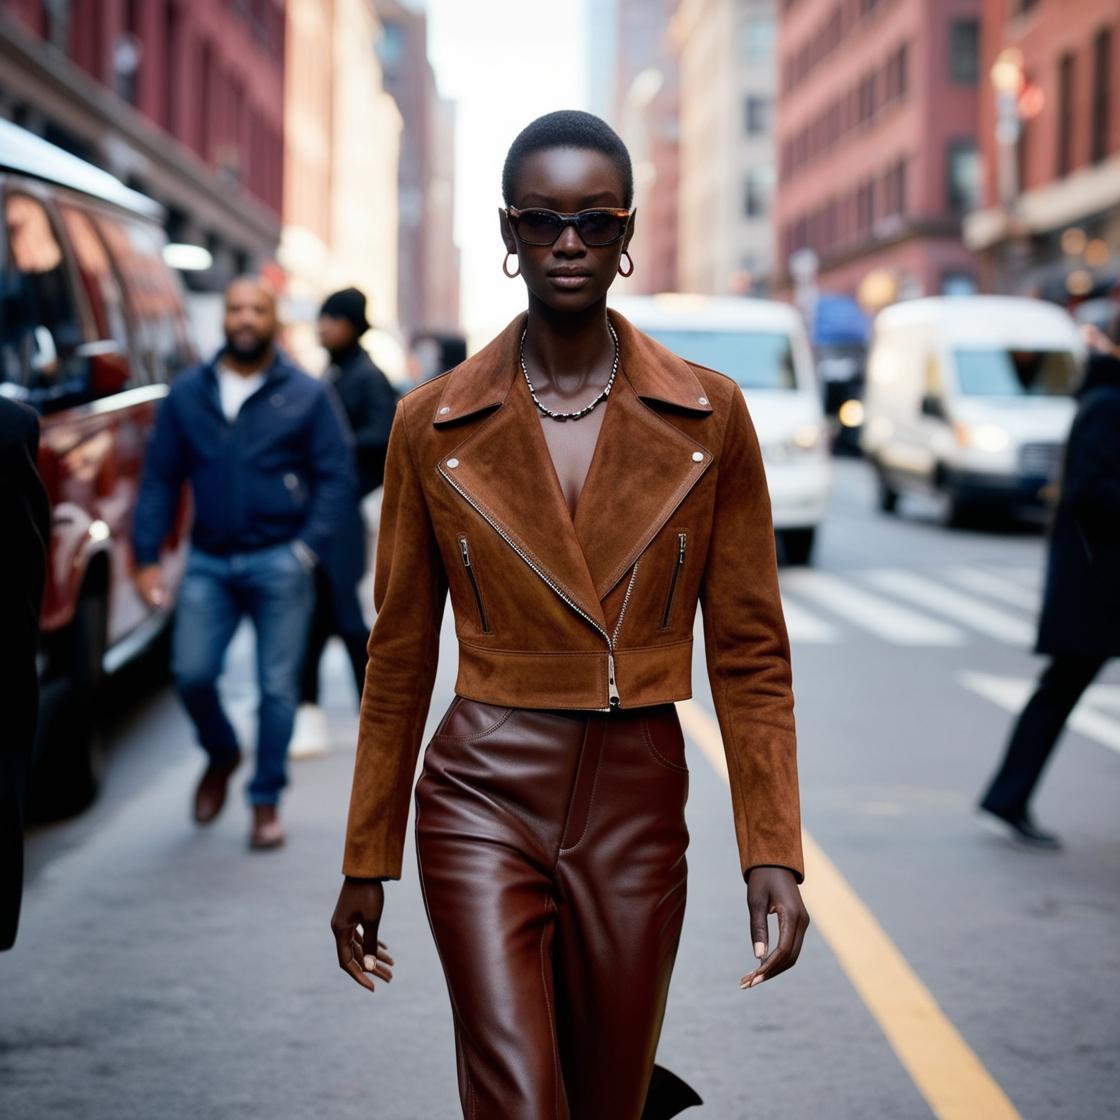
[249,803,285,850]
[193,753,242,824]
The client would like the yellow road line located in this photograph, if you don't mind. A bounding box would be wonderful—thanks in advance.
[677,700,1022,1120]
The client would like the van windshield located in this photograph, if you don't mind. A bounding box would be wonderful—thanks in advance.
[953,348,1079,397]
[642,328,798,390]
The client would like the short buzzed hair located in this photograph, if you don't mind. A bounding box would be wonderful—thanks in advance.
[502,110,634,207]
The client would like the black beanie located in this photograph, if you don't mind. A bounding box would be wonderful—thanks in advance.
[320,287,371,334]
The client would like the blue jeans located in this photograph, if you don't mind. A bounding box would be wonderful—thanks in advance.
[172,544,313,805]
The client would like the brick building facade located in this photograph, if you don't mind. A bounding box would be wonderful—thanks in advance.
[773,0,981,301]
[0,0,285,293]
[964,0,1120,298]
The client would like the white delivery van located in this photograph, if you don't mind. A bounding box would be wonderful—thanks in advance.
[613,294,828,564]
[860,296,1084,522]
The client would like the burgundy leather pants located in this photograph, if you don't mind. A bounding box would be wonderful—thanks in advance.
[415,697,691,1120]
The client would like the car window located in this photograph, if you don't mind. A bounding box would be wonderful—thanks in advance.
[59,204,131,355]
[94,214,192,385]
[953,348,1079,397]
[0,191,92,412]
[640,328,798,390]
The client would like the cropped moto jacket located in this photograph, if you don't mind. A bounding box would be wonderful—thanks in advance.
[343,311,804,883]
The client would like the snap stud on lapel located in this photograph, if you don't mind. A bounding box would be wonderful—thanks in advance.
[447,458,460,469]
[439,406,450,414]
[698,396,708,405]
[691,451,703,462]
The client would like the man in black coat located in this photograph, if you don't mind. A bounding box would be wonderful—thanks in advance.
[0,397,50,950]
[979,319,1120,847]
[294,288,399,754]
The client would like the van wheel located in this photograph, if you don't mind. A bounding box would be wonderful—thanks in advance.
[876,465,899,514]
[28,594,107,821]
[779,528,816,566]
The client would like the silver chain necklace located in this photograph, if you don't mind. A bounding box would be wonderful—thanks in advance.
[520,322,619,421]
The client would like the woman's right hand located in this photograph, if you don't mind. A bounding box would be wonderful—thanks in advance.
[331,876,394,992]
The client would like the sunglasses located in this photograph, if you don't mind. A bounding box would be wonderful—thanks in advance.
[505,206,633,247]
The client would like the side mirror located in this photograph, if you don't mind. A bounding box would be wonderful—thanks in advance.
[920,393,947,421]
[30,325,58,372]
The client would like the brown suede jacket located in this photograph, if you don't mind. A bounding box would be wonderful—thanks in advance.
[343,310,804,883]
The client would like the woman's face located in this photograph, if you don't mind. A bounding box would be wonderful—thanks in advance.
[499,146,635,313]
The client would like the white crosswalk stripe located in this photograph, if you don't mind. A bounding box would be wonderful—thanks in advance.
[863,569,1036,646]
[778,597,840,644]
[943,566,1041,612]
[959,671,1120,757]
[780,569,965,646]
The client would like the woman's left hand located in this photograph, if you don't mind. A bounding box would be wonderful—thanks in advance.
[740,866,810,989]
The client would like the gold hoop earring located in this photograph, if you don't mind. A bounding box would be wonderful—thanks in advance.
[503,252,520,278]
[618,251,634,278]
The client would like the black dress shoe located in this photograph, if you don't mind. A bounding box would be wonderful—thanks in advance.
[641,1064,703,1119]
[980,806,1062,850]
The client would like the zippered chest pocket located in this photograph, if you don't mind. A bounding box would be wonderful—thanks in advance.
[659,531,688,630]
[457,536,491,633]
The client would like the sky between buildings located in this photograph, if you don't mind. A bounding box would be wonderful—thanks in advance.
[426,0,592,343]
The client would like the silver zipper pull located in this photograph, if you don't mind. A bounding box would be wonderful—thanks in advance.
[678,532,687,561]
[608,652,620,707]
[459,538,471,566]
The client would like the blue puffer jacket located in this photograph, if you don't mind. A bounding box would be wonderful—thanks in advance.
[133,349,355,565]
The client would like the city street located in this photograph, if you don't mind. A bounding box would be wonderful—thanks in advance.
[3,458,1118,1120]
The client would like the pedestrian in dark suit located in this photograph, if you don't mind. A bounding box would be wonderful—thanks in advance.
[980,319,1120,847]
[293,289,399,755]
[0,397,50,950]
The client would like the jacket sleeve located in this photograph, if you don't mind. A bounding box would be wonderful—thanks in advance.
[132,392,188,566]
[297,388,357,561]
[352,366,398,456]
[1063,392,1120,538]
[342,400,448,878]
[699,388,804,882]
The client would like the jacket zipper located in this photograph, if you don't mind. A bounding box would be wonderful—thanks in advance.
[457,536,490,632]
[440,465,623,710]
[660,532,687,630]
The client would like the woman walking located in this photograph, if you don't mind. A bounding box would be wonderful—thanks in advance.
[331,111,809,1119]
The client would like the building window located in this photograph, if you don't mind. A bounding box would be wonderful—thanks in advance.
[949,20,979,84]
[885,42,909,102]
[1091,29,1112,164]
[947,139,980,212]
[883,158,907,217]
[743,16,775,61]
[745,96,771,136]
[744,168,773,217]
[1057,52,1075,176]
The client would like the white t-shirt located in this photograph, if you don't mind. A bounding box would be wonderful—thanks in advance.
[218,365,266,421]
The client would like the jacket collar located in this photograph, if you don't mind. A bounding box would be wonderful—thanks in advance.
[431,310,714,426]
[433,311,715,617]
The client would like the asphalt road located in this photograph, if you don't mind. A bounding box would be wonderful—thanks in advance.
[3,459,1118,1120]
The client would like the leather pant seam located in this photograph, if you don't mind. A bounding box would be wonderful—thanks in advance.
[541,896,562,1120]
[559,722,604,855]
[434,704,515,744]
[642,715,689,773]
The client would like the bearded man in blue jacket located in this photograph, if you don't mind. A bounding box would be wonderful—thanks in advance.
[133,276,355,850]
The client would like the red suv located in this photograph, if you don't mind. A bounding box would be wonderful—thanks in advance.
[0,121,194,814]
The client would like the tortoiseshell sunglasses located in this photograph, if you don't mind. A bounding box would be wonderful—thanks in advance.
[504,206,633,247]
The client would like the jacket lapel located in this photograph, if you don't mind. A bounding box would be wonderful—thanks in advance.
[573,372,712,600]
[432,311,715,617]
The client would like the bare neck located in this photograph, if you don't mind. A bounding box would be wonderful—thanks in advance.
[522,298,614,389]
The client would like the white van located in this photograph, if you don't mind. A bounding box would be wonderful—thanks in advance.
[613,294,828,564]
[860,296,1084,522]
